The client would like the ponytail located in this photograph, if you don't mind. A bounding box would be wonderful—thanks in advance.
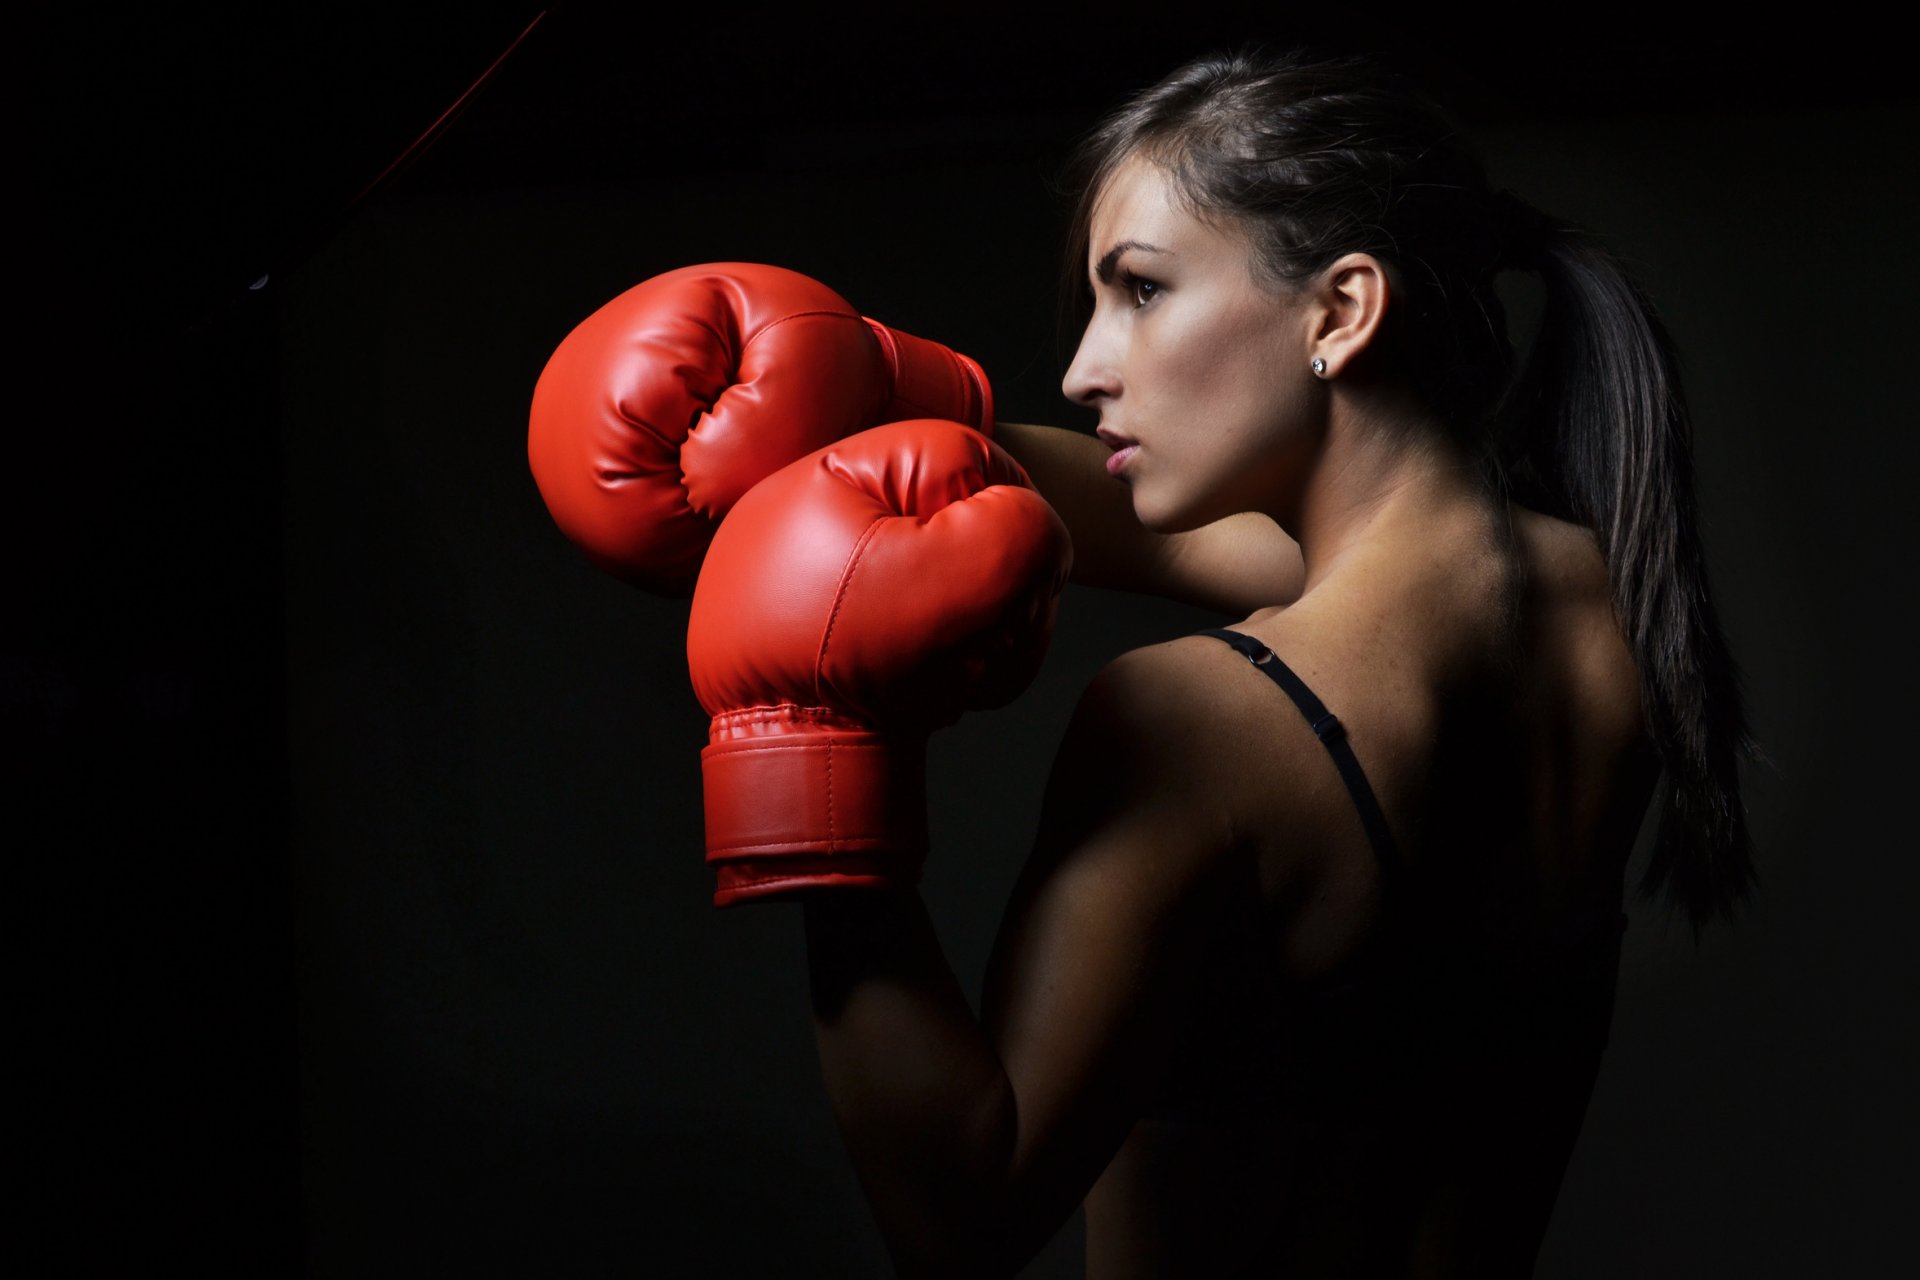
[1494,206,1765,928]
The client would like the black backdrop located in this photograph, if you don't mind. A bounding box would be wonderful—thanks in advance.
[21,5,1918,1276]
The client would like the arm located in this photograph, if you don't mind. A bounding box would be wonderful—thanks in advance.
[803,643,1246,1276]
[993,420,1305,615]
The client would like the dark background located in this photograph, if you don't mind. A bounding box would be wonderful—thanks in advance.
[21,4,1917,1275]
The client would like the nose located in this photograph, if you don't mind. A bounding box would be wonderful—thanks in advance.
[1061,318,1119,408]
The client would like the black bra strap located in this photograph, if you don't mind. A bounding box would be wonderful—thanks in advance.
[1197,628,1402,869]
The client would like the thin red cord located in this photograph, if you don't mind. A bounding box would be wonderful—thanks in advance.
[339,9,549,220]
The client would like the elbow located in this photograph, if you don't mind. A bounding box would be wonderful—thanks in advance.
[882,1220,1059,1280]
[870,1188,1054,1279]
[867,1083,1065,1278]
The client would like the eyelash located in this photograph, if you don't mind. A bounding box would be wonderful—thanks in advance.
[1117,270,1160,309]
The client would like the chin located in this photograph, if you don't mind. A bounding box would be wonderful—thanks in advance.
[1139,512,1202,536]
[1132,482,1237,535]
[1132,494,1212,536]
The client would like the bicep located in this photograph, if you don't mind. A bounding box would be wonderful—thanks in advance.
[979,652,1239,1229]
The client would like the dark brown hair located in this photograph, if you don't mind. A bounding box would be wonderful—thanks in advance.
[1063,48,1763,926]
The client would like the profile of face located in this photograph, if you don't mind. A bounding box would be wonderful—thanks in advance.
[1063,154,1320,533]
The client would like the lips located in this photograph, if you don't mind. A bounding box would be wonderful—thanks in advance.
[1097,427,1138,478]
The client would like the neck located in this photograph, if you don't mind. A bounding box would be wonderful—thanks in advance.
[1273,390,1498,595]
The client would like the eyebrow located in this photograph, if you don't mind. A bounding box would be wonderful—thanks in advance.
[1094,240,1170,284]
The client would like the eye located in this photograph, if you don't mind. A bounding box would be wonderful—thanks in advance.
[1118,270,1161,309]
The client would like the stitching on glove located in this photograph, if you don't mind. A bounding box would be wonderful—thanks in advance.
[710,838,904,854]
[724,870,902,895]
[816,515,887,699]
[743,308,866,351]
[708,704,874,731]
[704,739,888,756]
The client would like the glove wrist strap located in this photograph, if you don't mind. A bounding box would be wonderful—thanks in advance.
[701,707,928,907]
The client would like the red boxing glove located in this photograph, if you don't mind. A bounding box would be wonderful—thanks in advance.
[528,263,996,597]
[687,420,1071,906]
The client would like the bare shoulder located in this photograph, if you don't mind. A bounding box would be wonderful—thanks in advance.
[1051,638,1251,809]
[1084,630,1354,782]
[1062,633,1364,869]
[1510,505,1646,737]
[1078,634,1285,747]
[1024,634,1304,887]
[1512,505,1607,590]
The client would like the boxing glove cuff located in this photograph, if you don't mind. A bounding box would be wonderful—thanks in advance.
[863,319,995,435]
[701,705,928,907]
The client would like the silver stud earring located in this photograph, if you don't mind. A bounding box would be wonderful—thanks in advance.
[1311,357,1327,377]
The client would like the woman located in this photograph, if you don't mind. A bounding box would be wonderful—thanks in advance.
[800,48,1760,1277]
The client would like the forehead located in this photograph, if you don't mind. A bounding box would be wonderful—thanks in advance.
[1087,154,1254,271]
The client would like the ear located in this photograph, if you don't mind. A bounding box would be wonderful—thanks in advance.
[1305,253,1390,378]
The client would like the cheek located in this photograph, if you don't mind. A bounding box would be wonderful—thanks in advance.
[1191,360,1306,507]
[1142,317,1252,424]
[1195,342,1295,452]
[1181,292,1287,383]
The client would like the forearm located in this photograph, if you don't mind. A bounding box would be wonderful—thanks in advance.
[803,893,1036,1277]
[993,420,1304,614]
[992,420,1165,594]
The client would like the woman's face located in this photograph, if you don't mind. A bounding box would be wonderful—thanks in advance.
[1062,155,1317,532]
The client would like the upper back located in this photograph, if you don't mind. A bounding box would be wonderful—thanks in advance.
[1216,502,1659,978]
[1084,504,1663,1276]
